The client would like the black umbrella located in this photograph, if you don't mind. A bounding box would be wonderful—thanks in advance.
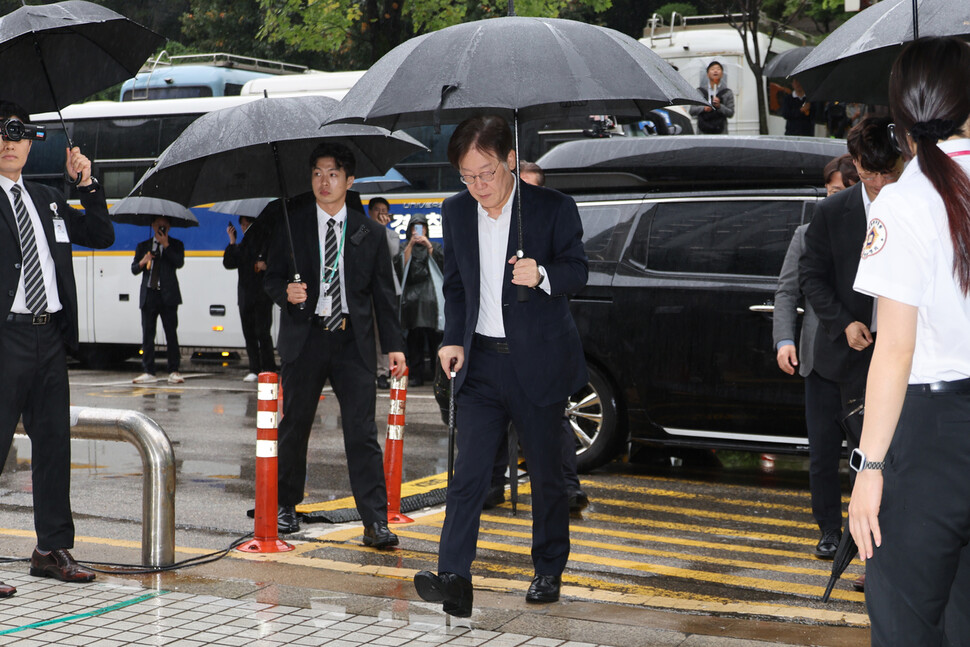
[791,0,970,104]
[763,46,814,79]
[328,6,704,301]
[210,198,273,220]
[0,1,163,142]
[109,196,198,228]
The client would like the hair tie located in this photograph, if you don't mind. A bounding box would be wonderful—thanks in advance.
[909,118,957,142]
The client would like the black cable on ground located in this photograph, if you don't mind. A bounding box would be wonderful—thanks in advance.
[76,533,255,575]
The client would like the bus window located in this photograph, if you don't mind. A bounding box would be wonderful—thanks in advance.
[160,114,203,151]
[122,86,215,101]
[99,118,162,160]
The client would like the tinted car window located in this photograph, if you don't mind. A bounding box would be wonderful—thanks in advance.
[579,203,638,263]
[634,199,804,276]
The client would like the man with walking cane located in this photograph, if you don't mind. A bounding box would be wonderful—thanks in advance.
[414,115,588,617]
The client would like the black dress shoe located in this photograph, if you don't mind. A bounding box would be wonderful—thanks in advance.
[814,529,841,559]
[30,549,95,582]
[414,571,473,617]
[278,505,300,534]
[482,484,506,510]
[525,574,561,603]
[568,488,589,513]
[362,521,399,548]
[852,573,866,592]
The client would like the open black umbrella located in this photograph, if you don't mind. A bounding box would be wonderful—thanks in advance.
[0,1,163,140]
[764,46,814,79]
[110,196,198,228]
[791,0,970,104]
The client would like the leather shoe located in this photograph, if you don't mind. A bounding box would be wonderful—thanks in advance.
[852,573,866,592]
[525,573,561,603]
[482,483,505,510]
[568,488,589,513]
[0,581,15,597]
[362,521,399,548]
[278,505,300,534]
[814,529,841,559]
[414,571,473,617]
[29,549,95,582]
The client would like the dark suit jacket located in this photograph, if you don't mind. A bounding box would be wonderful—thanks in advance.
[263,192,403,368]
[131,236,184,308]
[799,182,874,384]
[0,181,114,352]
[223,222,271,308]
[441,183,589,408]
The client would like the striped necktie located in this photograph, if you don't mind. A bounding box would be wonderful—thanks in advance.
[325,219,343,330]
[11,186,48,315]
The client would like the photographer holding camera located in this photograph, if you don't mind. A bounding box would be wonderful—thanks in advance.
[0,100,114,595]
[131,215,185,384]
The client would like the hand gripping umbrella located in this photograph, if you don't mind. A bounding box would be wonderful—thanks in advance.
[130,94,426,308]
[791,0,970,104]
[0,1,163,143]
[327,0,705,302]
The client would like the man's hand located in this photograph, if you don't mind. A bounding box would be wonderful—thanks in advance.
[439,345,464,375]
[138,251,153,269]
[389,352,406,378]
[65,146,92,186]
[254,260,267,273]
[286,281,307,304]
[776,344,798,375]
[845,321,874,351]
[154,227,170,248]
[409,233,432,251]
[227,223,237,244]
[508,255,541,288]
[712,96,721,109]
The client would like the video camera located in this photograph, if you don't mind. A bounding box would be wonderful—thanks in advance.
[0,118,45,142]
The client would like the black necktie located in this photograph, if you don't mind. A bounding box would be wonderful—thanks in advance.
[325,219,343,330]
[148,242,161,289]
[11,186,47,315]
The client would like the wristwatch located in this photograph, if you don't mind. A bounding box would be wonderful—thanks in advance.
[76,177,100,193]
[849,448,885,472]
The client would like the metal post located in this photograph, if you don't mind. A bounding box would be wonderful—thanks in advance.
[17,406,176,567]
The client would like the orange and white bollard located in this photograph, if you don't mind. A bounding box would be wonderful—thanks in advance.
[237,372,294,553]
[383,367,413,524]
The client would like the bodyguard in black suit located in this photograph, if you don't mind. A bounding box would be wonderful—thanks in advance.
[264,142,406,546]
[224,216,277,379]
[131,216,184,383]
[414,116,588,616]
[0,100,114,595]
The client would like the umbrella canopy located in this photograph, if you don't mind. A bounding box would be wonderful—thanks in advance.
[327,15,705,130]
[353,168,411,193]
[791,0,970,104]
[129,95,427,207]
[764,46,814,80]
[110,196,199,228]
[0,0,164,114]
[210,198,272,219]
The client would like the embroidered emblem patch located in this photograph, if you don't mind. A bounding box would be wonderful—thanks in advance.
[861,218,887,258]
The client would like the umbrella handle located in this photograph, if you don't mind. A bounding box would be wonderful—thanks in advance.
[291,273,306,311]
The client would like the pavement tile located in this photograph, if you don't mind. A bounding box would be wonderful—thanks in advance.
[86,639,126,647]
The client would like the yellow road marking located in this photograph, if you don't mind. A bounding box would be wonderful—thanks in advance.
[619,473,851,504]
[587,480,815,515]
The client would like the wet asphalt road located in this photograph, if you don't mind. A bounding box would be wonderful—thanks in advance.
[0,359,868,632]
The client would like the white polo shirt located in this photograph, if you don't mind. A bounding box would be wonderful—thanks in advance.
[854,138,970,383]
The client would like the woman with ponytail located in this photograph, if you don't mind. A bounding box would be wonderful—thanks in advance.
[849,37,970,645]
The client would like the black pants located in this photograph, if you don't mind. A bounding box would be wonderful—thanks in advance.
[240,298,276,374]
[141,290,180,374]
[490,417,581,491]
[277,323,388,525]
[0,318,75,550]
[866,388,970,646]
[405,327,442,384]
[804,371,845,534]
[438,345,570,581]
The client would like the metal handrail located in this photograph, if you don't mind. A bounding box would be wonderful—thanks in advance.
[16,406,176,567]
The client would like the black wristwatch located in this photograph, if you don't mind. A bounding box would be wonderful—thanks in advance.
[76,177,100,193]
[849,448,885,472]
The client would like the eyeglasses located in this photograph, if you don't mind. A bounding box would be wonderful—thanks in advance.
[458,167,499,185]
[857,168,900,183]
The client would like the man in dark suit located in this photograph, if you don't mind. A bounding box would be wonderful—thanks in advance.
[224,216,277,382]
[264,142,405,546]
[131,216,185,384]
[414,116,588,616]
[0,100,114,595]
[798,116,900,566]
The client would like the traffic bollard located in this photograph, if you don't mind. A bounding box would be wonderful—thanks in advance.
[237,372,294,553]
[383,367,413,524]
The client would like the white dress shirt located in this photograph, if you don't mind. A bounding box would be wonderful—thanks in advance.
[315,203,348,316]
[0,175,62,314]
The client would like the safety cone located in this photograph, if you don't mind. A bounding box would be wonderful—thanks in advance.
[383,367,413,524]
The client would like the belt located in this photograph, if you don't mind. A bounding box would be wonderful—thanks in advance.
[311,315,348,331]
[907,377,970,394]
[6,312,53,326]
[473,333,509,354]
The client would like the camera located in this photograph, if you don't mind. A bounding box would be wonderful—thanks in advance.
[0,118,45,142]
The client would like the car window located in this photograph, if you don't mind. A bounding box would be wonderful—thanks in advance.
[630,199,804,276]
[578,203,638,262]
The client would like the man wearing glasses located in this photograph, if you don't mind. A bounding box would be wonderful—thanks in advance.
[798,116,900,571]
[413,115,588,616]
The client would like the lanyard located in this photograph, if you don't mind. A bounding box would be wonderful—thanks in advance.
[948,150,970,159]
[320,217,347,286]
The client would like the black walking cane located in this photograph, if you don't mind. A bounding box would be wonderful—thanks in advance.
[447,357,458,485]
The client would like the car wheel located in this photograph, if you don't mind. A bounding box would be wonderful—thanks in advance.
[567,364,622,473]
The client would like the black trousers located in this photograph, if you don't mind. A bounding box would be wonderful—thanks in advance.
[240,298,276,374]
[804,371,845,534]
[141,290,180,374]
[867,388,970,646]
[0,318,75,550]
[405,327,442,383]
[490,417,581,491]
[438,345,570,581]
[277,323,388,525]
